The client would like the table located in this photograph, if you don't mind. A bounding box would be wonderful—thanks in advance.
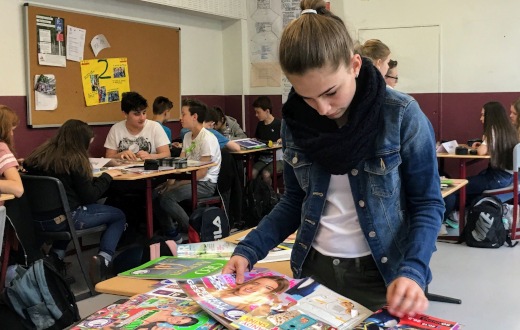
[95,228,292,296]
[437,152,489,236]
[0,194,15,202]
[441,179,468,198]
[230,145,282,190]
[111,162,216,238]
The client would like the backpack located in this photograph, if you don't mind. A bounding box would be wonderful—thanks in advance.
[112,236,178,275]
[1,259,80,330]
[243,174,279,228]
[188,206,230,243]
[463,195,517,248]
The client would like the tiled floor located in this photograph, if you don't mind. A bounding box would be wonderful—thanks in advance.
[73,240,520,328]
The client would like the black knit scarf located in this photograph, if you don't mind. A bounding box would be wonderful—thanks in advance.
[282,58,386,175]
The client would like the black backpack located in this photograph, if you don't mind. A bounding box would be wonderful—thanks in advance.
[243,172,279,228]
[1,259,80,330]
[463,195,517,248]
[188,206,230,243]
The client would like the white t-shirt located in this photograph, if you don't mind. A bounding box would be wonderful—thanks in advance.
[313,174,371,258]
[182,128,221,184]
[104,120,170,154]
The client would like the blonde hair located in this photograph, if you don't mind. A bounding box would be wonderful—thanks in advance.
[279,0,354,75]
[357,39,391,64]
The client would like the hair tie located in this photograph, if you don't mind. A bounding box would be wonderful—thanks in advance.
[301,9,317,15]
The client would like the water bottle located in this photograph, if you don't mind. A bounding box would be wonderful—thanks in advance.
[223,125,231,139]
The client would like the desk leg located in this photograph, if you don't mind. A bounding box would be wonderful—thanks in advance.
[458,160,467,236]
[191,171,198,211]
[246,155,254,182]
[272,149,277,191]
[145,179,153,239]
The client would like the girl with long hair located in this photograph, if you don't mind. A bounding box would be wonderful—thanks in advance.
[0,105,23,199]
[24,119,126,285]
[510,97,520,137]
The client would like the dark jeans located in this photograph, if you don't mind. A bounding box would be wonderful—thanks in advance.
[301,247,387,311]
[444,167,513,218]
[34,203,126,257]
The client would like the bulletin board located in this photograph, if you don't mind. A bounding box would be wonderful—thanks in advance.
[24,3,181,127]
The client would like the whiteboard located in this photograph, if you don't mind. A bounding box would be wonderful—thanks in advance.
[358,26,440,94]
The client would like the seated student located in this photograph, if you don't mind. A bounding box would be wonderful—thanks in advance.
[251,96,283,185]
[156,99,221,241]
[444,101,519,225]
[24,119,127,285]
[385,59,398,88]
[357,39,392,76]
[0,105,24,200]
[104,91,170,160]
[179,107,241,152]
[213,106,247,139]
[152,96,173,142]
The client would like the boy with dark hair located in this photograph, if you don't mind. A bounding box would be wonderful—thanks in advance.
[104,91,170,160]
[213,106,247,139]
[156,99,221,242]
[152,96,173,142]
[252,96,282,186]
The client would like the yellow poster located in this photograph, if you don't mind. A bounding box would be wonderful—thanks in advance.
[80,57,130,106]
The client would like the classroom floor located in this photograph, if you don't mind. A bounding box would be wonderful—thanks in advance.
[73,240,520,328]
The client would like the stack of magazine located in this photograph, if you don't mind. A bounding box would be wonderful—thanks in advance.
[87,256,460,329]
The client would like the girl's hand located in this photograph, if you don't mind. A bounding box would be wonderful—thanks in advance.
[386,277,428,318]
[222,255,250,284]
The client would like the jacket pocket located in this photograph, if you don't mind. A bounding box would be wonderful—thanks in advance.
[364,152,401,197]
[284,147,311,190]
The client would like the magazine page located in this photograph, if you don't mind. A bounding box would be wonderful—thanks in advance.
[118,256,226,280]
[177,270,301,327]
[353,307,460,330]
[233,277,372,330]
[71,282,225,330]
[176,241,237,259]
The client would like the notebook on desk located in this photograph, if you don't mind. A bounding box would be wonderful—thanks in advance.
[234,138,267,149]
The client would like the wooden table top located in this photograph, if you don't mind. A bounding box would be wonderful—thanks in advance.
[436,152,490,159]
[441,179,468,198]
[111,162,215,181]
[0,194,15,201]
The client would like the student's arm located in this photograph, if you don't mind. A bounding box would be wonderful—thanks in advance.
[0,167,23,197]
[194,155,211,180]
[136,144,170,160]
[225,140,241,152]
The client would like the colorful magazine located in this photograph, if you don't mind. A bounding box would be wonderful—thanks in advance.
[71,282,225,329]
[353,306,460,329]
[118,256,226,280]
[177,271,372,329]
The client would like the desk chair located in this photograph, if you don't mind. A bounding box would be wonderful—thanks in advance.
[21,175,106,299]
[482,143,520,240]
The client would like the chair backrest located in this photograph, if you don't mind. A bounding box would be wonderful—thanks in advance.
[20,175,71,216]
[513,143,520,173]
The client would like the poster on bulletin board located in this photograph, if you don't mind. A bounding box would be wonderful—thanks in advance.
[80,57,130,106]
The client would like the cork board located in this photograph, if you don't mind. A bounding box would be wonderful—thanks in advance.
[24,3,181,127]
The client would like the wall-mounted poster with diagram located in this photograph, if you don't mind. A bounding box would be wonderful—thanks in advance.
[80,57,130,106]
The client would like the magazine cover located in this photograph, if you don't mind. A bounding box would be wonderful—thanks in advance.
[118,256,226,280]
[177,270,301,327]
[176,241,237,259]
[71,282,225,330]
[232,277,373,330]
[353,307,460,330]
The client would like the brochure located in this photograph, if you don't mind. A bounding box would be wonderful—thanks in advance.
[118,256,226,280]
[353,306,460,329]
[71,282,225,329]
[176,241,237,259]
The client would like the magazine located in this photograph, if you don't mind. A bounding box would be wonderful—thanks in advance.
[118,256,226,280]
[353,306,460,330]
[234,138,267,149]
[177,271,372,329]
[71,282,225,330]
[176,241,237,259]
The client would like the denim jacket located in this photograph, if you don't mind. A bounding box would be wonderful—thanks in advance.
[233,88,445,290]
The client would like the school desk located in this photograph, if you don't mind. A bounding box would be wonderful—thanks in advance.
[0,194,15,202]
[440,179,468,198]
[230,144,282,189]
[111,162,216,238]
[437,152,489,237]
